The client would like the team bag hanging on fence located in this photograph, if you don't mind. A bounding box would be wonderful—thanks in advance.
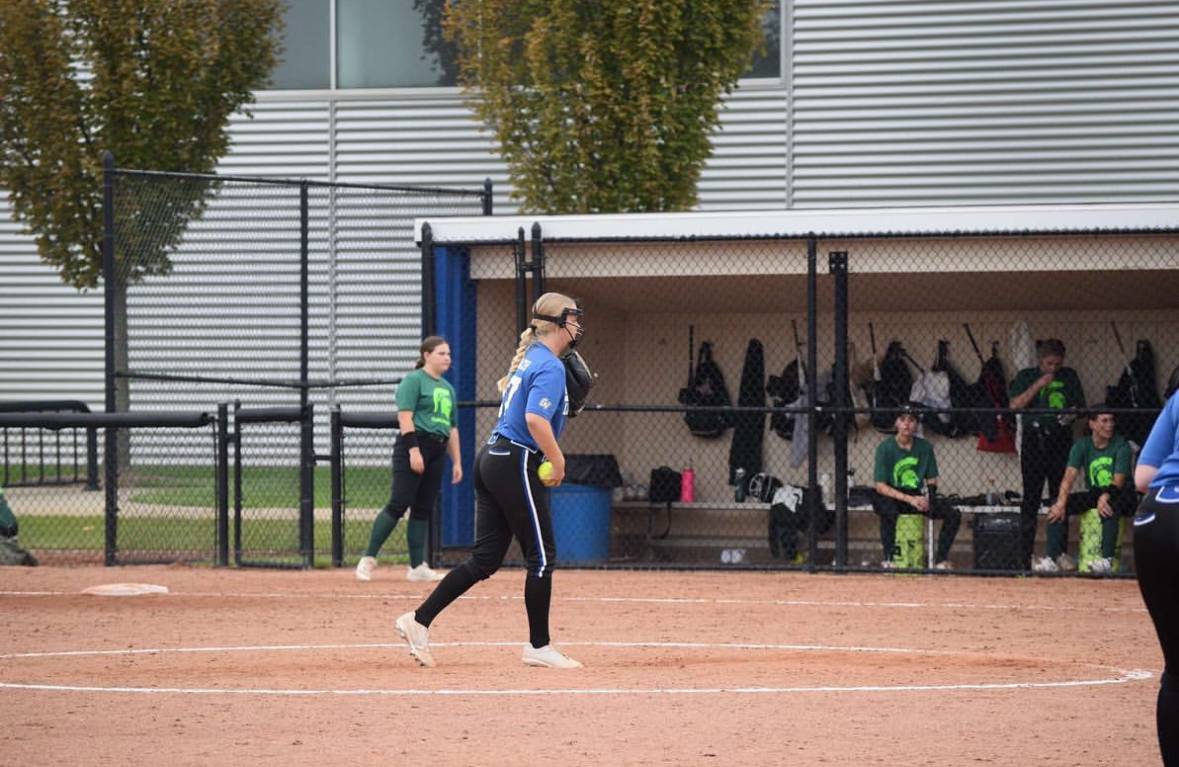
[677,326,734,439]
[964,324,1015,453]
[1105,323,1162,448]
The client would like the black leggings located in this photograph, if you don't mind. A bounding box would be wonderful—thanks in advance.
[381,434,448,522]
[414,437,557,648]
[1019,428,1072,568]
[1133,487,1179,765]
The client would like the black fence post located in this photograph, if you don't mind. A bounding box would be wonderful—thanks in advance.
[515,227,528,333]
[830,250,850,569]
[102,150,118,566]
[330,406,344,568]
[420,222,436,337]
[233,400,242,566]
[806,236,819,569]
[299,181,309,413]
[530,221,546,301]
[85,427,99,491]
[482,178,494,215]
[300,403,315,568]
[216,403,229,567]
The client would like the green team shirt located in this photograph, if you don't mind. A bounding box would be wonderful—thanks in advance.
[1009,366,1086,432]
[874,436,939,492]
[395,368,456,438]
[1067,434,1132,490]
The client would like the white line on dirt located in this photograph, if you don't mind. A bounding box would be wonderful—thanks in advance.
[0,589,1149,614]
[0,640,1152,697]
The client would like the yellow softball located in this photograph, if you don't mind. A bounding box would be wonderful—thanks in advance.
[538,460,556,484]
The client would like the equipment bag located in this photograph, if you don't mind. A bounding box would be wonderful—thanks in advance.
[649,466,682,504]
[646,466,683,540]
[678,341,734,439]
[1106,338,1162,447]
[871,341,914,432]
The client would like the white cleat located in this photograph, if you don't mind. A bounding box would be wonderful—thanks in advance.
[1032,556,1059,573]
[1055,553,1078,572]
[395,611,435,668]
[522,644,583,669]
[355,556,377,582]
[1088,557,1113,575]
[406,563,445,582]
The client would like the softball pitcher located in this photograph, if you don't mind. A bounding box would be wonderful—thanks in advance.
[395,292,591,669]
[1133,384,1179,765]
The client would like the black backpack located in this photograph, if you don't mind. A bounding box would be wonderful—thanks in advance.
[649,466,682,504]
[1107,339,1162,446]
[678,341,734,439]
[871,341,914,432]
[767,359,801,440]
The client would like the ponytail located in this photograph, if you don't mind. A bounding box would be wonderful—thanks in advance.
[497,326,536,393]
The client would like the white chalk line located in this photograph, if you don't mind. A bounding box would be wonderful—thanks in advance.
[0,640,1153,697]
[0,589,1149,615]
[0,640,941,660]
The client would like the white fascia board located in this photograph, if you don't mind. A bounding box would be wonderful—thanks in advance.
[415,203,1179,244]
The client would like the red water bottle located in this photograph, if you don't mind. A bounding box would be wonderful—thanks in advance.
[681,464,695,502]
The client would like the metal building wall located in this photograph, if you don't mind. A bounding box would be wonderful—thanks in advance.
[789,0,1179,206]
[6,0,1179,406]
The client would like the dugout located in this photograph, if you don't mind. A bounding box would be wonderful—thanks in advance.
[417,205,1179,570]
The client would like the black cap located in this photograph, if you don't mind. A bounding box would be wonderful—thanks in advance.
[895,402,921,419]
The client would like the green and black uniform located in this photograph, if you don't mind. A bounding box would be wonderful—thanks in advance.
[1010,366,1086,568]
[1046,434,1135,560]
[364,368,457,566]
[871,436,961,564]
[0,486,37,566]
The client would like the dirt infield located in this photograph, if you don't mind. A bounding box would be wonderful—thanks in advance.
[0,565,1163,766]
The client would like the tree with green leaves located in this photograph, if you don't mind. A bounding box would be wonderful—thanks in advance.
[1,0,282,426]
[444,0,768,213]
[0,0,283,290]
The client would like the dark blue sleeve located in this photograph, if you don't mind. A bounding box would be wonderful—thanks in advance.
[524,363,565,422]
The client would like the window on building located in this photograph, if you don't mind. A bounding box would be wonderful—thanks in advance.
[747,0,782,79]
[269,0,777,91]
[269,0,331,89]
[337,0,457,88]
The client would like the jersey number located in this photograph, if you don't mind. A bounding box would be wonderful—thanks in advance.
[499,375,522,419]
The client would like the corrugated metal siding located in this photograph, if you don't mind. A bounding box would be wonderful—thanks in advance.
[791,0,1179,206]
[0,197,104,407]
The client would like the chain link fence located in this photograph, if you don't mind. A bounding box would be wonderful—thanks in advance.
[7,195,1176,576]
[430,224,1179,577]
[0,412,216,565]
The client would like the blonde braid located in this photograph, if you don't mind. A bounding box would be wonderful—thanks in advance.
[497,327,536,393]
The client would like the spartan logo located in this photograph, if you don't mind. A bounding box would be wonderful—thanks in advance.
[431,386,453,425]
[1043,380,1067,410]
[1088,455,1114,489]
[893,456,921,490]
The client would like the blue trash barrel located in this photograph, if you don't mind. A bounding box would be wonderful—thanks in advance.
[550,482,612,563]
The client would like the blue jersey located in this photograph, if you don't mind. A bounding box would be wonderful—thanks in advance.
[490,344,568,450]
[1139,390,1179,489]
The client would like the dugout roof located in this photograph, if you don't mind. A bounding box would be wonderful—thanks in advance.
[415,202,1179,244]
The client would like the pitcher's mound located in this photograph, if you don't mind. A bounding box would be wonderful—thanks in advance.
[82,583,169,597]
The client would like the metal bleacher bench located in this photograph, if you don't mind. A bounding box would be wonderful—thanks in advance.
[613,499,1027,567]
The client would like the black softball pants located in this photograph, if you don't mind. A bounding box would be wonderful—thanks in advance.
[1133,487,1179,765]
[381,432,448,522]
[1019,428,1072,569]
[414,436,557,649]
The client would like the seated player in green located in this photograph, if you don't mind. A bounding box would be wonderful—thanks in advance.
[0,485,37,566]
[1036,405,1136,575]
[870,404,961,569]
